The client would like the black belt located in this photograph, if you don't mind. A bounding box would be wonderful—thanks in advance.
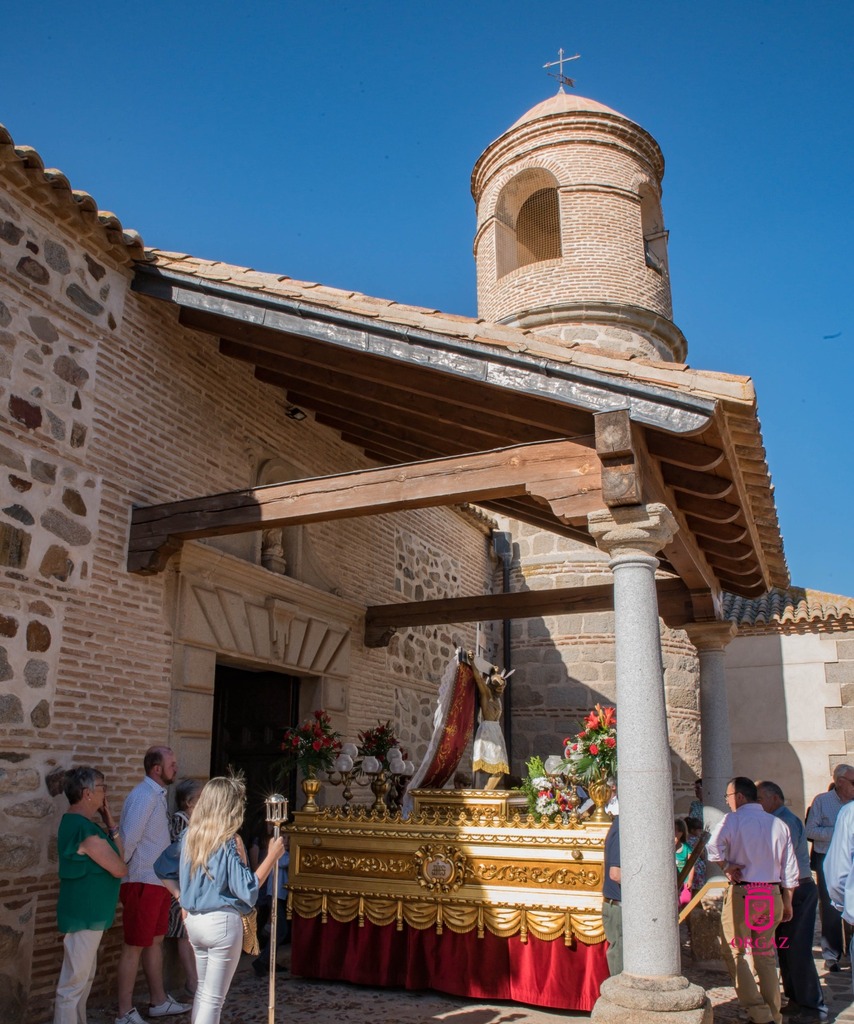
[731,882,781,888]
[603,897,621,905]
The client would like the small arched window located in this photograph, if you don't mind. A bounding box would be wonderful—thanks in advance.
[495,169,561,279]
[640,185,668,275]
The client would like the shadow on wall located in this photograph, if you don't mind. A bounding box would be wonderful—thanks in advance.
[501,531,701,807]
[725,631,842,820]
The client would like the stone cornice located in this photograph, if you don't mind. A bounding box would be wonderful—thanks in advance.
[168,542,364,677]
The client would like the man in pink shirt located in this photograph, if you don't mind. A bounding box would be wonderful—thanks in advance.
[707,776,799,1024]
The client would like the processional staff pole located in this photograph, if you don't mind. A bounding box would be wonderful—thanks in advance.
[264,793,289,1024]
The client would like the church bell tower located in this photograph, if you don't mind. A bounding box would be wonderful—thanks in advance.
[472,87,687,363]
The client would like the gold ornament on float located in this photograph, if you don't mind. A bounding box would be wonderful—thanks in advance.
[414,844,467,893]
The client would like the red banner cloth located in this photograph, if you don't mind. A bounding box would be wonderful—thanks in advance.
[291,915,609,1011]
[416,659,476,790]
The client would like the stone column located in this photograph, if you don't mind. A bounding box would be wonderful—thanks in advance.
[685,621,737,835]
[588,503,710,1024]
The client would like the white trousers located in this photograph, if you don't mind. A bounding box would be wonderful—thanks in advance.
[184,909,243,1024]
[53,929,104,1024]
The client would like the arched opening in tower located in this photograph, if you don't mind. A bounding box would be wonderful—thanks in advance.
[495,169,562,279]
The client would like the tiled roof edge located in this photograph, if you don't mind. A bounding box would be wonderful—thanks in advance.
[0,122,145,262]
[142,250,756,407]
[724,587,854,631]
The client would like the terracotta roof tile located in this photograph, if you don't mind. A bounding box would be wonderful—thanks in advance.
[0,123,145,261]
[144,249,760,409]
[724,587,854,631]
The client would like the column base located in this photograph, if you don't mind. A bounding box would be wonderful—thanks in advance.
[592,973,712,1024]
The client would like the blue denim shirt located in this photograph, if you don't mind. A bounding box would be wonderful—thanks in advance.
[155,834,258,914]
[773,804,811,880]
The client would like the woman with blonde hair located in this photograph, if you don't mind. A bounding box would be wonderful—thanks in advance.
[156,776,283,1024]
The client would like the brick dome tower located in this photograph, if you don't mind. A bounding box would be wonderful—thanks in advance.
[472,91,687,362]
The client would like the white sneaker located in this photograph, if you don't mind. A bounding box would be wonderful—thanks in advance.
[148,995,192,1017]
[115,1010,147,1024]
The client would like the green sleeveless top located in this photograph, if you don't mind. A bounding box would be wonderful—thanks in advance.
[57,813,121,933]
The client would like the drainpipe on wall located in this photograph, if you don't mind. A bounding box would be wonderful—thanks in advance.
[491,530,513,769]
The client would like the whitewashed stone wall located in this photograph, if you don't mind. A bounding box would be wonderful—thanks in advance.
[726,629,854,819]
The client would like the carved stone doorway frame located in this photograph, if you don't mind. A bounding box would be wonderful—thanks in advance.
[164,541,363,778]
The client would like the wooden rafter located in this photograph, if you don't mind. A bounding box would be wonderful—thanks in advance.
[193,314,597,436]
[241,348,563,447]
[364,577,694,647]
[128,439,604,574]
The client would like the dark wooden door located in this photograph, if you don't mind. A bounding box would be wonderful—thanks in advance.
[211,666,299,834]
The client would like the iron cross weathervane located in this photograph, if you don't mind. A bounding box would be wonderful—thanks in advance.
[543,48,580,91]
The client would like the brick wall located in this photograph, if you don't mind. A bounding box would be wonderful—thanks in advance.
[472,110,680,360]
[0,176,494,1020]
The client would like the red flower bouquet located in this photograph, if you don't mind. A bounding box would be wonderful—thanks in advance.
[562,704,617,783]
[278,709,342,778]
[357,720,407,765]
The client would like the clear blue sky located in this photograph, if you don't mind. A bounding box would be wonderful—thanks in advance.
[4,2,852,595]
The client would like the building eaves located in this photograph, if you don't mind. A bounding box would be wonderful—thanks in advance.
[0,122,145,262]
[137,250,790,594]
[724,587,854,634]
[141,250,755,417]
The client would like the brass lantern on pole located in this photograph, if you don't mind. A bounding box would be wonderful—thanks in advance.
[264,793,288,1024]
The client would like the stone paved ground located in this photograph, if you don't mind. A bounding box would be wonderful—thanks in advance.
[87,940,854,1024]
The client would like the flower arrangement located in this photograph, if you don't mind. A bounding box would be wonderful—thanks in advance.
[519,756,578,823]
[278,709,342,778]
[357,720,407,766]
[562,704,617,783]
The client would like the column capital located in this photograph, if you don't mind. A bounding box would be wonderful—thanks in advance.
[587,502,678,560]
[685,620,737,652]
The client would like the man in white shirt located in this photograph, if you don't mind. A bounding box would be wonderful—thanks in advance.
[116,747,191,1024]
[823,795,854,995]
[805,763,854,971]
[707,776,798,1024]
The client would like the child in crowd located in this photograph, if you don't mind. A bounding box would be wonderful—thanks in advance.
[684,815,707,895]
[166,779,202,999]
[674,818,694,907]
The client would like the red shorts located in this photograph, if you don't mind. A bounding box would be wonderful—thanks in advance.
[120,883,171,947]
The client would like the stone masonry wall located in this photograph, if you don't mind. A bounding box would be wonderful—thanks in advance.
[496,517,701,797]
[0,175,494,1021]
[387,527,495,764]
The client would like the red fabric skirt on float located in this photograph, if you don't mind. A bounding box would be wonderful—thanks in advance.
[291,915,609,1011]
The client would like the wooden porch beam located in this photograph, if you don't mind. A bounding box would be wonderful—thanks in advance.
[128,439,602,575]
[364,577,694,646]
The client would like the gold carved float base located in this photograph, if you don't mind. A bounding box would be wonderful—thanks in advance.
[287,787,610,945]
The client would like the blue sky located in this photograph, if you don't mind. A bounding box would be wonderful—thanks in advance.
[4,2,852,595]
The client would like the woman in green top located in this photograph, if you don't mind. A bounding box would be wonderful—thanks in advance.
[54,767,127,1024]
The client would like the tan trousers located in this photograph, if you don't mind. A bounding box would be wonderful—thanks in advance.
[53,929,104,1024]
[719,885,783,1024]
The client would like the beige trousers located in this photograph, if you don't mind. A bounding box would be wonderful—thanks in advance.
[719,885,783,1024]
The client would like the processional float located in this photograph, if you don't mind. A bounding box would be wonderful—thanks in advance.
[286,651,612,1011]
